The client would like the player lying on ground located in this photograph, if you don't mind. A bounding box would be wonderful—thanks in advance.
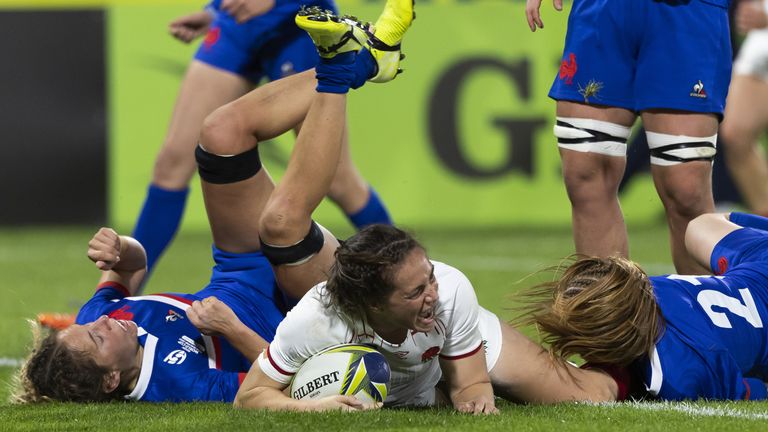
[11,2,404,404]
[13,227,283,403]
[521,212,768,400]
[201,2,616,414]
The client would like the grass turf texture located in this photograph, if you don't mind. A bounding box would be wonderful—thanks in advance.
[2,223,768,430]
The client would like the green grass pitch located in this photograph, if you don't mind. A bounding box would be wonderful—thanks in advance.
[1,223,767,431]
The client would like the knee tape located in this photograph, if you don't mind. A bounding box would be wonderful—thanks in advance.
[259,220,325,266]
[554,117,631,157]
[646,131,717,166]
[195,144,262,184]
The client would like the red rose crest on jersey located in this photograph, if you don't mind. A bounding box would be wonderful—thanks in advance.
[108,305,134,321]
[421,346,440,363]
[203,27,221,50]
[559,53,577,85]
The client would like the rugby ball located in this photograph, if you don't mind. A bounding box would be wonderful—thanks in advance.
[289,344,390,404]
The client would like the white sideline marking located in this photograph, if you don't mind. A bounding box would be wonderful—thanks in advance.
[613,401,768,421]
[0,357,23,368]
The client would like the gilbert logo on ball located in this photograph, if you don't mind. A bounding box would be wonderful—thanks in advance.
[290,344,391,404]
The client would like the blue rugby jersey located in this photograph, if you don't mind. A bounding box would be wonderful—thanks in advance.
[77,283,251,402]
[635,227,768,400]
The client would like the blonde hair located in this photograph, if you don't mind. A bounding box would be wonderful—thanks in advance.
[518,256,663,366]
[10,320,118,403]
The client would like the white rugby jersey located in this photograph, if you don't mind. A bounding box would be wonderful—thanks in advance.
[258,261,484,407]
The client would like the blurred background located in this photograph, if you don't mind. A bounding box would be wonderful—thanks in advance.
[0,0,678,233]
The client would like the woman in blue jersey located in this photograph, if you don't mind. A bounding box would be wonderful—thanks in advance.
[522,212,768,401]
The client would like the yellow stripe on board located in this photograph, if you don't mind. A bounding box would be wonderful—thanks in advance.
[0,0,502,8]
[0,0,197,7]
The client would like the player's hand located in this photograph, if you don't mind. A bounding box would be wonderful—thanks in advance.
[735,0,768,34]
[187,296,240,336]
[455,396,499,415]
[303,395,376,412]
[87,227,122,271]
[221,0,275,23]
[169,10,214,43]
[525,0,563,32]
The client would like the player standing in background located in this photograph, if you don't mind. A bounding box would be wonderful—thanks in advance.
[521,212,768,401]
[525,0,732,273]
[720,0,768,216]
[133,0,392,285]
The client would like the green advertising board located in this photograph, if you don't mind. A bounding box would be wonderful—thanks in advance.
[107,0,662,230]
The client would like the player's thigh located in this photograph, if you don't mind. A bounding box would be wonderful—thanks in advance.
[721,75,768,144]
[634,0,731,116]
[166,60,250,150]
[225,70,317,141]
[555,102,634,190]
[641,111,719,137]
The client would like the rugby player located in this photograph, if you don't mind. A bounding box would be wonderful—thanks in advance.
[522,212,768,400]
[526,0,732,274]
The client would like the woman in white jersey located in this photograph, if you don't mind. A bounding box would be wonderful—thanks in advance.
[206,3,616,413]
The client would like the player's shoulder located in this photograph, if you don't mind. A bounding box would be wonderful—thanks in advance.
[280,282,351,335]
[432,260,470,283]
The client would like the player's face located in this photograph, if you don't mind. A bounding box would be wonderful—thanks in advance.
[381,248,439,335]
[58,315,140,372]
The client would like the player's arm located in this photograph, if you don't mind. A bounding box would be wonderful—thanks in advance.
[88,227,147,296]
[735,0,768,34]
[187,296,267,363]
[439,349,498,414]
[492,322,618,403]
[684,213,741,271]
[233,350,366,411]
[168,8,214,43]
[525,0,563,32]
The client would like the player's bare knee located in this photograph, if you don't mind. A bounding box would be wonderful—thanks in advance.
[200,105,249,155]
[562,169,618,206]
[259,200,308,245]
[663,187,711,222]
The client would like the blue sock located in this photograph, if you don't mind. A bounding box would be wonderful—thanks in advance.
[315,51,357,94]
[348,187,393,229]
[729,212,768,232]
[132,184,189,273]
[350,48,377,89]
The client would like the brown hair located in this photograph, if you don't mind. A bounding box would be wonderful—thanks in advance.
[325,224,422,319]
[518,256,663,367]
[10,321,122,403]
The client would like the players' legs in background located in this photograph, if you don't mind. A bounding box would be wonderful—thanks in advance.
[642,110,718,274]
[198,69,342,299]
[198,70,316,253]
[133,60,250,277]
[556,101,636,258]
[327,129,393,229]
[720,74,768,216]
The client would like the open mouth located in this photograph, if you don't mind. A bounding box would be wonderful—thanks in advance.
[418,308,435,324]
